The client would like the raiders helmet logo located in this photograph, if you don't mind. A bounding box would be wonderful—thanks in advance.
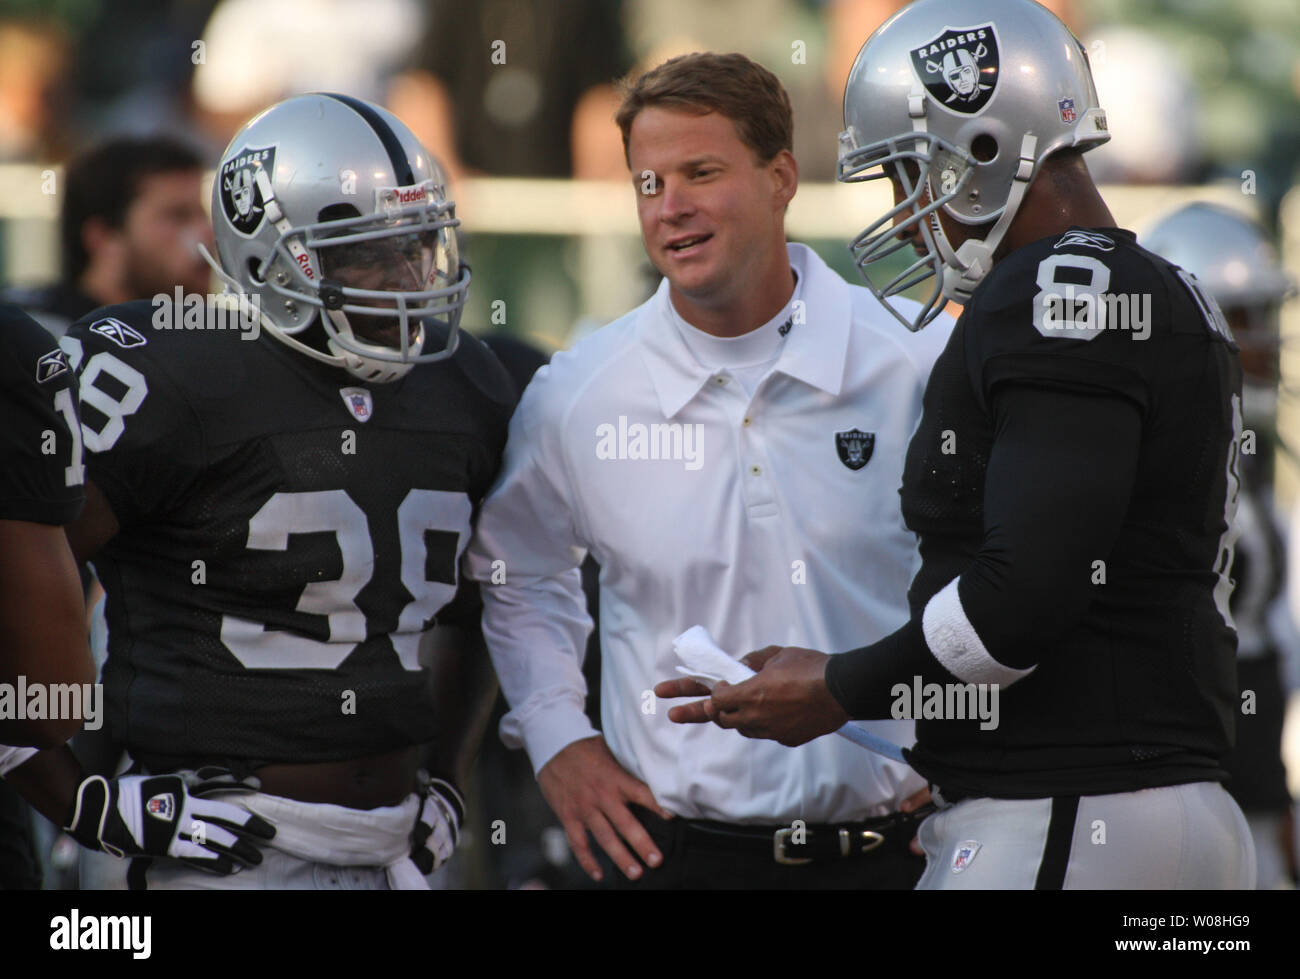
[219,144,277,237]
[836,429,875,471]
[910,24,1000,115]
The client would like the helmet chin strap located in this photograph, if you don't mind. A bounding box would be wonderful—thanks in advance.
[323,308,418,384]
[934,134,1040,305]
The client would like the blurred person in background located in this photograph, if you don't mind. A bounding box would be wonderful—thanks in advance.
[2,135,212,336]
[1084,27,1202,185]
[1144,202,1300,888]
[387,0,632,184]
[0,17,70,162]
[192,0,425,149]
[63,0,218,148]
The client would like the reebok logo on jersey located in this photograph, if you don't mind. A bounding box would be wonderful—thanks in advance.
[1053,230,1114,252]
[89,317,148,349]
[36,348,71,383]
[340,387,373,422]
[146,793,175,823]
[952,841,981,873]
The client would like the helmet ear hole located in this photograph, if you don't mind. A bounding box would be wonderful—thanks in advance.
[971,134,998,163]
[318,203,362,223]
[247,257,266,285]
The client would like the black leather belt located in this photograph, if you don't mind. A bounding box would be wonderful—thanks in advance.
[633,804,932,865]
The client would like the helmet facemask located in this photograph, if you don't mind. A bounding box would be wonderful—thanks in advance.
[259,185,469,383]
[838,127,976,332]
[837,1,1111,332]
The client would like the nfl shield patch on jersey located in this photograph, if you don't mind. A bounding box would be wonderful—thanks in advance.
[836,429,875,471]
[952,840,981,873]
[340,386,374,422]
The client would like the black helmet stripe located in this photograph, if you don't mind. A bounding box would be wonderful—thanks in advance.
[320,92,416,186]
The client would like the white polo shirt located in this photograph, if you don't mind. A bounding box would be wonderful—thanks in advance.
[466,243,953,823]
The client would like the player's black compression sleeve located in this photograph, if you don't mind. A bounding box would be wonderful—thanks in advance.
[825,381,1142,719]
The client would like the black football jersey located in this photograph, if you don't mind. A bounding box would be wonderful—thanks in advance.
[900,228,1242,798]
[1221,476,1291,810]
[1,303,83,524]
[63,302,515,767]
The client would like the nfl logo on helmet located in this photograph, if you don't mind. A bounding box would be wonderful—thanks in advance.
[1057,97,1077,123]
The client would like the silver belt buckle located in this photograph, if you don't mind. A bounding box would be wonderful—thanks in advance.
[839,828,885,856]
[773,827,813,865]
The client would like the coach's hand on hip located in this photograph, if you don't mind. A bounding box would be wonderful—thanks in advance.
[661,646,848,747]
[537,734,674,882]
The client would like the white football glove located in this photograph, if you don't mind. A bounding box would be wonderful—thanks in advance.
[65,768,276,874]
[411,772,463,875]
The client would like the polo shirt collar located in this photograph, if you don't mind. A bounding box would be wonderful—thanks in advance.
[636,243,852,419]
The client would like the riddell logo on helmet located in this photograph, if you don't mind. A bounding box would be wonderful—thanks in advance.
[376,184,430,208]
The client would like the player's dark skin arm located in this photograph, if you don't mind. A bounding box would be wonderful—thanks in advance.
[63,479,119,565]
[663,383,1143,743]
[0,519,95,746]
[4,745,85,825]
[2,484,121,823]
[0,485,119,829]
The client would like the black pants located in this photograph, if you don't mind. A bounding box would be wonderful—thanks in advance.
[596,805,926,890]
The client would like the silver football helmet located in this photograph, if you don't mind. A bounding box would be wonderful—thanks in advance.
[1142,203,1294,319]
[202,93,469,383]
[838,0,1110,330]
[1143,202,1296,421]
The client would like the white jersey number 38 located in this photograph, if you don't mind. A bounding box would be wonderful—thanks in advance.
[220,489,472,671]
